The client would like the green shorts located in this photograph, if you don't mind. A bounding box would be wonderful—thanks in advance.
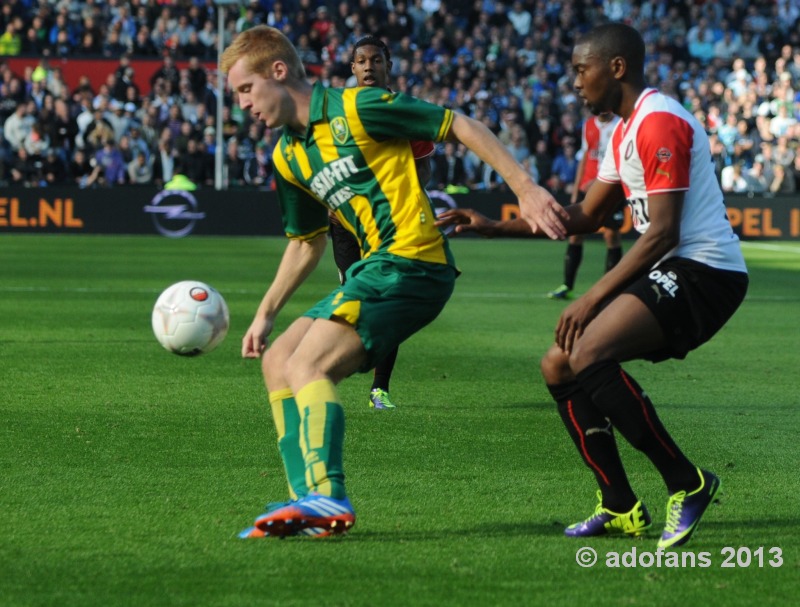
[304,253,457,371]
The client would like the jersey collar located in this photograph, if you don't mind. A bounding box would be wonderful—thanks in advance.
[284,81,326,142]
[622,88,657,135]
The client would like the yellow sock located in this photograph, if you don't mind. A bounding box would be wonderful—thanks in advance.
[295,379,346,499]
[268,388,305,500]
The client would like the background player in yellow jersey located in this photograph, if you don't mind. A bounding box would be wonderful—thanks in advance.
[330,35,436,411]
[222,25,567,539]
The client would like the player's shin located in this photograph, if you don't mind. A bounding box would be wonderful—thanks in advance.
[576,361,698,492]
[549,382,638,512]
[268,389,308,500]
[296,379,347,499]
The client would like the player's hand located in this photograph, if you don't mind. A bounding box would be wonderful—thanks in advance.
[242,316,274,358]
[519,185,568,240]
[435,208,496,236]
[555,297,600,354]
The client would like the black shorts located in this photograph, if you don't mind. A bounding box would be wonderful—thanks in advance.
[624,257,748,362]
[329,219,362,284]
[572,191,625,229]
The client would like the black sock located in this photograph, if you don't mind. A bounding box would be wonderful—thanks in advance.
[549,382,638,512]
[564,244,583,290]
[605,246,622,273]
[576,360,698,493]
[371,347,399,392]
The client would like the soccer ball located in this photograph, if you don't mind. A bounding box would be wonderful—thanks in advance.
[151,280,230,356]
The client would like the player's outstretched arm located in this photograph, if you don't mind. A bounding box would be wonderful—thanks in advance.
[437,179,626,240]
[436,208,534,237]
[242,234,328,358]
[445,113,568,240]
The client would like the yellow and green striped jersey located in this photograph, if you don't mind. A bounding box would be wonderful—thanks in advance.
[272,82,455,267]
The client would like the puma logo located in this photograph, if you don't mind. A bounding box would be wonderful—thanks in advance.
[586,421,613,437]
[656,168,672,182]
[651,284,664,304]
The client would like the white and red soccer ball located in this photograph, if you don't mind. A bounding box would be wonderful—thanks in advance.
[151,280,229,356]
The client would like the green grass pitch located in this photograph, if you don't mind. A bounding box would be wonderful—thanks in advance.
[1,234,798,606]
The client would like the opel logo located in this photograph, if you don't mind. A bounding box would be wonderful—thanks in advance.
[143,190,206,238]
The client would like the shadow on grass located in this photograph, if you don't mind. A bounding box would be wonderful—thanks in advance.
[290,516,800,545]
[324,521,566,542]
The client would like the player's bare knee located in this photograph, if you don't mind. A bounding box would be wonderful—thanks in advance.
[540,345,572,384]
[568,340,600,376]
[262,345,289,384]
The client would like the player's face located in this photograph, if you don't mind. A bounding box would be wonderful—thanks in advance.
[228,57,290,128]
[351,45,390,88]
[572,42,621,116]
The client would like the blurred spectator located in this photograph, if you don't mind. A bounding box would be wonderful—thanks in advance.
[237,121,263,161]
[507,1,532,39]
[48,13,78,52]
[737,29,761,62]
[22,21,47,55]
[713,31,741,63]
[133,26,159,57]
[152,138,178,189]
[532,139,553,186]
[150,55,180,95]
[183,137,211,186]
[4,102,33,152]
[127,150,153,185]
[186,56,208,99]
[769,163,795,194]
[164,104,185,140]
[295,33,320,66]
[550,137,579,193]
[268,2,291,31]
[69,148,101,189]
[769,103,797,138]
[744,156,770,194]
[721,161,749,193]
[174,13,197,48]
[47,67,70,101]
[223,137,245,187]
[686,18,715,64]
[197,20,217,57]
[117,134,135,164]
[111,5,137,48]
[0,21,22,56]
[243,141,273,188]
[77,30,102,55]
[84,107,116,153]
[732,118,759,166]
[432,142,467,191]
[23,122,50,159]
[94,139,127,186]
[9,147,35,186]
[773,136,795,168]
[202,126,217,158]
[45,98,78,158]
[42,148,68,185]
[236,6,260,34]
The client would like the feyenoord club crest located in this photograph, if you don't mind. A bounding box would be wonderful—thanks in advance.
[330,117,350,145]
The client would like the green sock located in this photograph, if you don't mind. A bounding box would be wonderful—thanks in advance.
[268,389,307,501]
[295,379,347,500]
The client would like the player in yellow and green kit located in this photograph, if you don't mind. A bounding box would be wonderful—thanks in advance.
[222,25,568,539]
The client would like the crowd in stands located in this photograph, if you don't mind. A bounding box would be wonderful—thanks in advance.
[1,0,800,197]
